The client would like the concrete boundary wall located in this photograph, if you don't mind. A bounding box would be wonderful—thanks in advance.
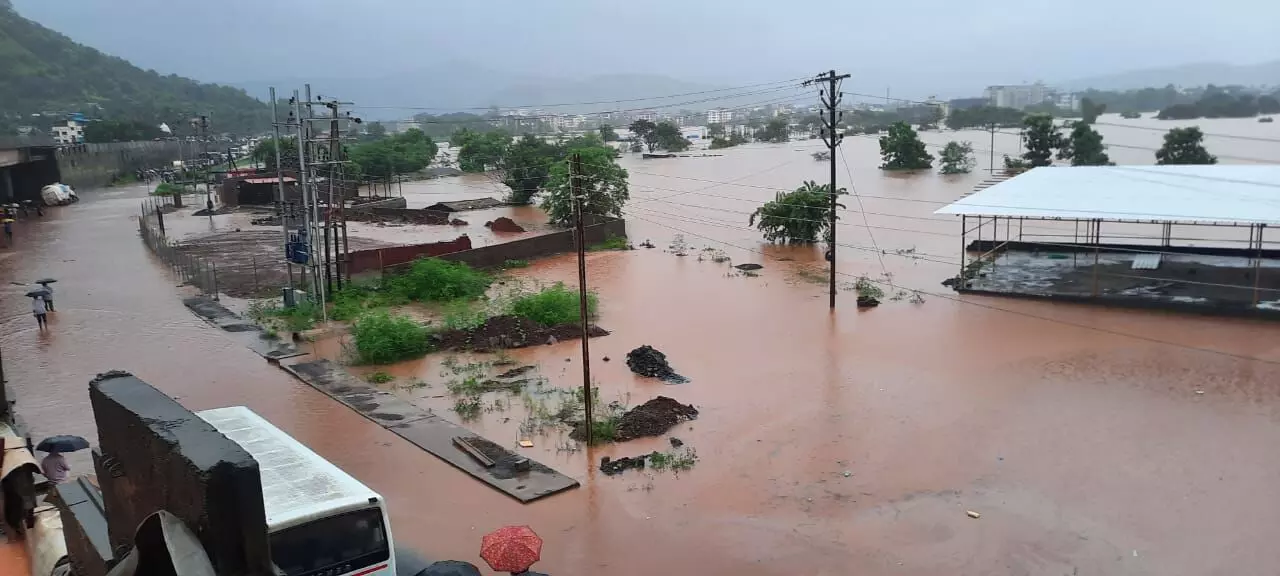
[56,141,183,189]
[437,217,626,269]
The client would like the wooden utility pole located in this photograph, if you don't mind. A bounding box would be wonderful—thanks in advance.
[987,123,996,172]
[269,87,295,293]
[571,152,594,444]
[811,70,849,309]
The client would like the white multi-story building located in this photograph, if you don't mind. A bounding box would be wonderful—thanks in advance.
[983,83,1050,110]
[706,108,733,124]
[1055,92,1080,111]
[52,119,85,145]
[634,110,658,122]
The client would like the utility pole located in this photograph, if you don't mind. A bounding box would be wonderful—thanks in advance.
[198,115,212,213]
[987,123,996,172]
[810,69,849,309]
[570,152,594,445]
[270,87,294,294]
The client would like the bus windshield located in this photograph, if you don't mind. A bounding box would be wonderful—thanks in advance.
[269,508,390,576]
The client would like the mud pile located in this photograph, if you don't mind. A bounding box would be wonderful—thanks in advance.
[485,217,526,232]
[614,396,698,441]
[432,315,609,352]
[626,345,686,383]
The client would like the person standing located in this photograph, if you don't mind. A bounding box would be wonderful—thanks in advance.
[41,283,54,312]
[2,216,12,247]
[39,451,70,484]
[32,296,47,330]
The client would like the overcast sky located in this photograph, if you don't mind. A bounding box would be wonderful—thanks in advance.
[13,0,1280,97]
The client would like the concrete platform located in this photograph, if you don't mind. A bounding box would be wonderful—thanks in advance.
[182,296,306,360]
[963,247,1280,318]
[284,360,578,503]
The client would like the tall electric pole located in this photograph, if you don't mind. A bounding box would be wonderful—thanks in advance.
[809,70,849,309]
[269,87,294,293]
[570,152,594,445]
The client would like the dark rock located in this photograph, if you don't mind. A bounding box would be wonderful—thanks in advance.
[734,263,763,271]
[856,296,880,308]
[669,437,684,448]
[600,454,647,476]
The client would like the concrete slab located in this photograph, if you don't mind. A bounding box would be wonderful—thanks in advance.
[182,296,304,360]
[284,360,578,503]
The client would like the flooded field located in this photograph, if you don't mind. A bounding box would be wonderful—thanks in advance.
[3,115,1280,574]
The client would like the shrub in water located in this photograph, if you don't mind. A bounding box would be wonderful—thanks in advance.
[386,258,492,302]
[509,282,597,326]
[350,311,432,365]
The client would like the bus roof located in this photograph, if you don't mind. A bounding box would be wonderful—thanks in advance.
[197,406,381,530]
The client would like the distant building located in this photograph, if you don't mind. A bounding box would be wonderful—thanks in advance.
[634,110,658,122]
[706,108,733,124]
[1055,92,1080,111]
[948,97,988,111]
[983,83,1050,110]
[681,126,706,141]
[52,118,85,145]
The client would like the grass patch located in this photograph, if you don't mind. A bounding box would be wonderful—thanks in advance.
[854,275,885,299]
[350,311,433,365]
[589,234,629,251]
[365,371,395,384]
[247,298,320,332]
[648,447,699,472]
[330,283,407,321]
[386,258,492,302]
[440,300,489,331]
[150,182,186,197]
[509,282,597,326]
[501,259,530,269]
[453,396,483,421]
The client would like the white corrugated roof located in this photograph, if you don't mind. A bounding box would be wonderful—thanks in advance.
[935,165,1280,225]
[197,407,379,530]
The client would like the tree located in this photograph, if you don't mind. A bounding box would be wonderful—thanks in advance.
[499,134,560,204]
[749,181,845,244]
[457,130,510,172]
[1080,97,1106,125]
[1020,114,1062,167]
[755,118,790,143]
[364,121,388,141]
[1155,127,1218,165]
[1259,95,1280,115]
[946,106,1024,130]
[709,133,749,150]
[599,124,618,142]
[629,119,658,152]
[83,119,163,143]
[542,146,629,226]
[1058,122,1112,166]
[878,122,933,170]
[707,123,726,138]
[938,141,975,174]
[251,137,299,171]
[348,128,439,181]
[654,122,690,152]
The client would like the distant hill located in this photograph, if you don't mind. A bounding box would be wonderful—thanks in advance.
[230,66,731,121]
[0,2,269,135]
[1062,61,1280,91]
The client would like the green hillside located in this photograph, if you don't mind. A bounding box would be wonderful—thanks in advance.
[0,1,269,135]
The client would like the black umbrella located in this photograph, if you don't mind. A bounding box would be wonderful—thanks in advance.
[26,289,51,298]
[37,435,90,453]
[416,560,481,576]
[35,278,57,285]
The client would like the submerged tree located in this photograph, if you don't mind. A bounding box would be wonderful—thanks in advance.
[1080,97,1107,125]
[455,129,510,172]
[878,121,933,170]
[1058,122,1112,166]
[1020,114,1062,167]
[629,119,658,152]
[542,146,630,226]
[749,180,846,244]
[654,121,690,152]
[501,134,561,204]
[938,141,975,174]
[1155,127,1218,165]
[599,124,618,142]
[756,119,790,143]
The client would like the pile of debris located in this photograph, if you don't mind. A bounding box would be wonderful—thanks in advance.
[626,345,687,383]
[613,396,698,441]
[485,217,526,233]
[432,315,609,352]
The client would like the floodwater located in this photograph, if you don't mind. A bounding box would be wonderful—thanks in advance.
[3,114,1280,574]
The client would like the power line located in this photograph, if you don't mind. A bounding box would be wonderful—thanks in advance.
[1092,121,1280,143]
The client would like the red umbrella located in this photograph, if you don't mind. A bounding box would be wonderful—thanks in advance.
[480,525,543,573]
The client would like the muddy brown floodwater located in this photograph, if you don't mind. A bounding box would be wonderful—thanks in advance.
[3,115,1280,575]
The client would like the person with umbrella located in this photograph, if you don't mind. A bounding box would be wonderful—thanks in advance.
[36,435,89,485]
[30,293,47,330]
[37,279,56,312]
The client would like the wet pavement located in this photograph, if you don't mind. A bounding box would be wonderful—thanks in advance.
[2,115,1280,574]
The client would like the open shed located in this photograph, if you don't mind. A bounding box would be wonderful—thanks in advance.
[935,165,1280,317]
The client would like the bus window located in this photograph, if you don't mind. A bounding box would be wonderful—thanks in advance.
[269,508,390,576]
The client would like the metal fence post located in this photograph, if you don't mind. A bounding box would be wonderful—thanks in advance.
[252,256,259,294]
[211,261,219,301]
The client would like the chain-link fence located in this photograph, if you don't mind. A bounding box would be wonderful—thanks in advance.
[139,197,219,299]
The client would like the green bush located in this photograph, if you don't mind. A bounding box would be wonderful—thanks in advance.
[502,259,530,269]
[589,235,629,251]
[440,300,489,331]
[350,311,433,365]
[386,258,492,302]
[509,282,597,326]
[330,283,407,321]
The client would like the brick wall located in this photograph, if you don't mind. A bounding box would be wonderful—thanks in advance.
[439,217,626,269]
[346,235,473,274]
[88,371,273,576]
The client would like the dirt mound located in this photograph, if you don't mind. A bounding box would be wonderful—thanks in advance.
[626,345,686,382]
[485,217,526,232]
[433,316,609,352]
[614,396,698,441]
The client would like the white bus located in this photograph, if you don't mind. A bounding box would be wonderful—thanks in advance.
[197,406,396,576]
